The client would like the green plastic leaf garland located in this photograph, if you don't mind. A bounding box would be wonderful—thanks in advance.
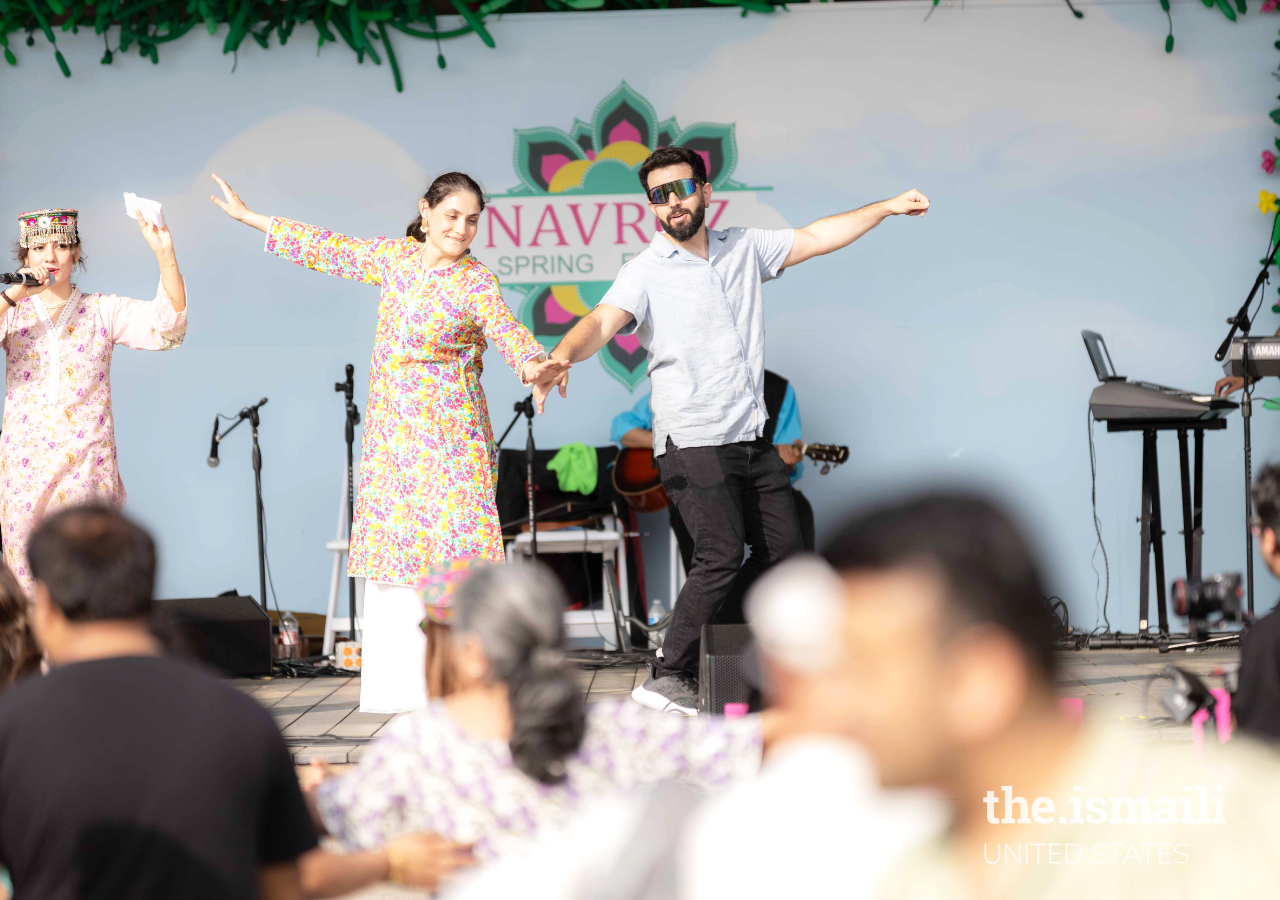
[1,0,1264,88]
[2,0,790,85]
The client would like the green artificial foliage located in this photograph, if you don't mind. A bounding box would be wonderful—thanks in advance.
[1,0,793,90]
[1,0,1268,93]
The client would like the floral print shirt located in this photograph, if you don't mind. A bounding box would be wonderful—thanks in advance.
[265,219,544,585]
[0,284,186,589]
[315,699,762,863]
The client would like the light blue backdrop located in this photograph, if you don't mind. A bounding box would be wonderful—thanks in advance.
[2,0,1278,631]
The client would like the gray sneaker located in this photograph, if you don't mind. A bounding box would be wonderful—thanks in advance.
[631,667,698,716]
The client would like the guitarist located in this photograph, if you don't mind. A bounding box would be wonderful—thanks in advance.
[532,145,928,715]
[611,369,816,563]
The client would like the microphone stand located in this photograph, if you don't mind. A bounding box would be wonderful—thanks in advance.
[497,395,538,558]
[1214,230,1280,616]
[334,365,361,640]
[214,398,270,610]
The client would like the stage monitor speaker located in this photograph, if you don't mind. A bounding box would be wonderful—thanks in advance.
[698,624,763,716]
[157,595,272,678]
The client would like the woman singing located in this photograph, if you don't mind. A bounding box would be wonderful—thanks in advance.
[211,173,567,714]
[0,209,187,591]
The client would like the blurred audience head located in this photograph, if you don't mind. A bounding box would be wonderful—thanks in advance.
[822,490,1059,789]
[745,555,847,723]
[1252,462,1280,577]
[26,505,157,659]
[450,562,586,785]
[0,562,39,688]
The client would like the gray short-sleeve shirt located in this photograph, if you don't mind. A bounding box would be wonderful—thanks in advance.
[602,226,795,455]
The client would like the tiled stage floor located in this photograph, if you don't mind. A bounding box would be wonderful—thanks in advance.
[235,660,652,764]
[238,646,1241,764]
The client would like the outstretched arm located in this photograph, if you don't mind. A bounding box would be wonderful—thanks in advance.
[783,189,929,269]
[210,174,273,233]
[212,173,386,286]
[527,304,634,412]
[551,303,634,364]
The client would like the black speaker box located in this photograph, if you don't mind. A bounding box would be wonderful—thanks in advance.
[698,623,763,715]
[157,595,272,678]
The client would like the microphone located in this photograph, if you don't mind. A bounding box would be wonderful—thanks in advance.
[241,397,268,416]
[207,417,220,468]
[0,272,41,286]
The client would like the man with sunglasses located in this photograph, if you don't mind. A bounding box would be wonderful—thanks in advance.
[533,146,928,715]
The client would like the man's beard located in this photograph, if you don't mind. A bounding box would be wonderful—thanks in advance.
[659,199,706,242]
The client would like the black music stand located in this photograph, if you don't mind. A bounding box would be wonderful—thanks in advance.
[1100,418,1226,641]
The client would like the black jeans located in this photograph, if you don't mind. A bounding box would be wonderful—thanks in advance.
[654,437,804,679]
[670,487,815,571]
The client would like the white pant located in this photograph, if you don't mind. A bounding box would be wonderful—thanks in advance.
[359,580,428,714]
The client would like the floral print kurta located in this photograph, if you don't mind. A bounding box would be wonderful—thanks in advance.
[314,699,763,862]
[265,219,543,585]
[0,284,187,589]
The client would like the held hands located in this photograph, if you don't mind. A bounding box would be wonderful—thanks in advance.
[524,357,572,414]
[385,833,475,889]
[884,189,930,217]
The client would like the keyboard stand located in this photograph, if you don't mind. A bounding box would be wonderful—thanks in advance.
[1102,418,1226,639]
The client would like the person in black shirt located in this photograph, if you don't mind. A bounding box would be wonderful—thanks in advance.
[0,505,319,900]
[1235,463,1280,741]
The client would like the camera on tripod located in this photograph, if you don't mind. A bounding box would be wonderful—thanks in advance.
[1172,572,1244,641]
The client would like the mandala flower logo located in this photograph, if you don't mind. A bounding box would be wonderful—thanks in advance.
[474,82,785,391]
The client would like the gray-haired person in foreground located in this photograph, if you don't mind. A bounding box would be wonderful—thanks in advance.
[307,560,767,876]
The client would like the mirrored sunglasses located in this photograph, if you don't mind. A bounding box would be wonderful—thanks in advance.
[646,177,702,205]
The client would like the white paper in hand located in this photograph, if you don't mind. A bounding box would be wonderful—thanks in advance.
[123,192,166,229]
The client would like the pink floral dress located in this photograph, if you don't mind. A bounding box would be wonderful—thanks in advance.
[0,284,186,589]
[265,219,543,585]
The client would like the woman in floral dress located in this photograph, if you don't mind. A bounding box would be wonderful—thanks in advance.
[212,172,568,713]
[0,208,187,592]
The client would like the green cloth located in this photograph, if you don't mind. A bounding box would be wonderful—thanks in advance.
[547,442,598,495]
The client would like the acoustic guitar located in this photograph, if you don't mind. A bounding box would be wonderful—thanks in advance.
[611,443,850,513]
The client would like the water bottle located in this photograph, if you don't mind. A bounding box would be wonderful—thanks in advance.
[279,611,302,660]
[647,598,666,649]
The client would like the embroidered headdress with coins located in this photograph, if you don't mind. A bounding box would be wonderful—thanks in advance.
[18,209,79,249]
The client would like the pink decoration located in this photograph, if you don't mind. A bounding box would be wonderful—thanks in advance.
[542,295,576,325]
[1265,151,1277,175]
[1057,697,1084,724]
[613,333,641,354]
[539,153,572,186]
[723,703,748,719]
[1210,688,1233,742]
[607,121,643,146]
[1263,0,1277,12]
